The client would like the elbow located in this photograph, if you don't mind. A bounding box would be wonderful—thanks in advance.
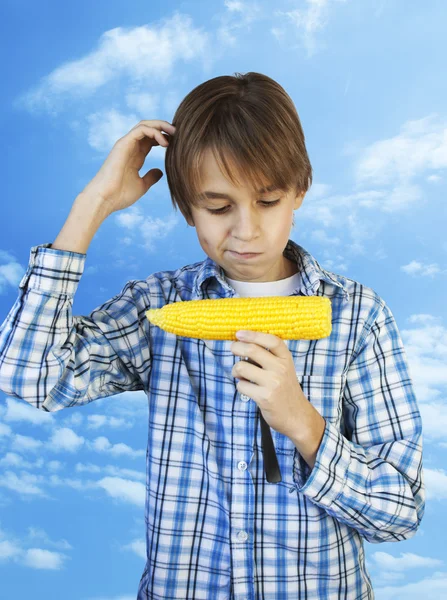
[361,497,425,544]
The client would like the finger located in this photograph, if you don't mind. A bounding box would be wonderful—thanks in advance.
[234,359,259,384]
[234,357,272,388]
[233,342,276,370]
[132,124,169,147]
[139,120,176,133]
[237,331,285,358]
[142,168,164,191]
[235,378,258,400]
[234,364,271,399]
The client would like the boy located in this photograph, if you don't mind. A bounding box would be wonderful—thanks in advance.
[0,72,424,599]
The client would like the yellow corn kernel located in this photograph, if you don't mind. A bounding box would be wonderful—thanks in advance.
[145,296,331,340]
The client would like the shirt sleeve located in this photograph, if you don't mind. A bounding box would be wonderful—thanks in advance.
[292,300,425,543]
[0,243,147,412]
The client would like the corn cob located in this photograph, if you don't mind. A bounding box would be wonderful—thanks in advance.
[145,296,331,341]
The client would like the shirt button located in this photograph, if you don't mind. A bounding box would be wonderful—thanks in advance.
[237,530,248,541]
[240,393,251,402]
[238,461,247,470]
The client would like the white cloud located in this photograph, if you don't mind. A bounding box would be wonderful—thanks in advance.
[371,551,443,571]
[86,108,151,155]
[401,260,446,277]
[63,412,83,427]
[86,414,131,430]
[103,466,145,482]
[0,524,72,570]
[419,402,447,445]
[0,452,44,470]
[0,422,12,437]
[423,467,447,501]
[90,436,111,452]
[216,0,263,47]
[293,114,447,255]
[90,390,148,421]
[112,204,180,254]
[273,0,348,58]
[125,90,159,117]
[49,427,85,452]
[354,115,447,189]
[75,462,145,482]
[0,249,25,291]
[2,398,54,425]
[311,229,342,247]
[15,13,211,114]
[47,474,97,492]
[374,571,447,599]
[75,462,102,474]
[26,526,73,551]
[88,436,145,458]
[121,537,146,560]
[45,470,145,499]
[0,471,47,497]
[21,548,69,570]
[47,460,64,471]
[0,453,61,472]
[11,434,43,452]
[97,476,145,507]
[0,539,22,561]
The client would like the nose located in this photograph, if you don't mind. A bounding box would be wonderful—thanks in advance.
[232,210,261,238]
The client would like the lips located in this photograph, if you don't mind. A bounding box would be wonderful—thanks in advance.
[229,250,261,260]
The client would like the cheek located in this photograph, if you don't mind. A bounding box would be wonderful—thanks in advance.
[198,222,222,246]
[196,231,217,254]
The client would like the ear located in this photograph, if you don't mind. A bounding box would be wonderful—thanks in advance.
[294,191,305,210]
[186,214,195,227]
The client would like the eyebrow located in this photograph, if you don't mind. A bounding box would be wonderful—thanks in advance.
[199,184,281,202]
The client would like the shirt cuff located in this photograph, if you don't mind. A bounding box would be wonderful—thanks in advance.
[292,419,351,507]
[19,243,86,297]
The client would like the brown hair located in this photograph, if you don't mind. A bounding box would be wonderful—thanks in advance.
[164,71,313,227]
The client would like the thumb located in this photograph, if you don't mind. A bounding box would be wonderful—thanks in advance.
[142,168,163,192]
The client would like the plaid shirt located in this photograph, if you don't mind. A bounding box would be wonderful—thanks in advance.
[0,238,425,599]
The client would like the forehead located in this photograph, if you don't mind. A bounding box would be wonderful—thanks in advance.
[196,148,274,198]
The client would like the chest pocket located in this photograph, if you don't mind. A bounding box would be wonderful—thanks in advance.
[273,374,346,454]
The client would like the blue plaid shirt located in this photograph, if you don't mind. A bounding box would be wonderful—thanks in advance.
[0,238,425,599]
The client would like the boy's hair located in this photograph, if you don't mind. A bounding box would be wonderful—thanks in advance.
[165,72,313,227]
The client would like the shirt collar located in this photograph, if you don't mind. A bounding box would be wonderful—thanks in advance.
[191,238,350,302]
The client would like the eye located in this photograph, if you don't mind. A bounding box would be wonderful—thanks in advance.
[206,199,281,215]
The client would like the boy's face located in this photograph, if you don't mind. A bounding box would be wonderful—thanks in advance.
[186,148,305,283]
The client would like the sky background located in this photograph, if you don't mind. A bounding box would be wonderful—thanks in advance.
[1,0,447,598]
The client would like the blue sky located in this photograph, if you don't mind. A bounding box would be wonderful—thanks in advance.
[1,0,446,598]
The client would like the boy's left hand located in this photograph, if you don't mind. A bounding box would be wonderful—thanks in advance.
[230,330,319,442]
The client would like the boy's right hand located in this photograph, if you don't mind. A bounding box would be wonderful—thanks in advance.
[81,120,176,215]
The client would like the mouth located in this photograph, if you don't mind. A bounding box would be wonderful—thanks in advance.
[229,251,261,259]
